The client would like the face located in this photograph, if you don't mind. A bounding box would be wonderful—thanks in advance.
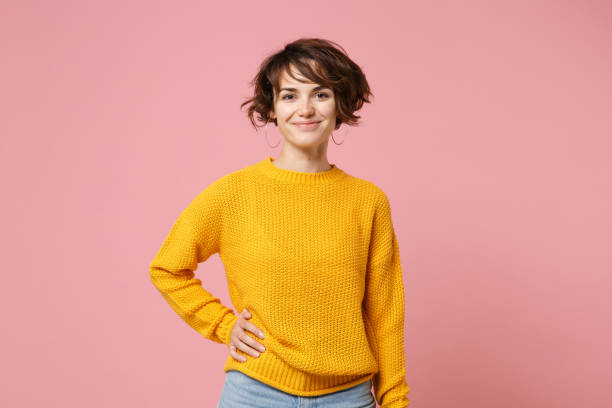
[269,65,337,149]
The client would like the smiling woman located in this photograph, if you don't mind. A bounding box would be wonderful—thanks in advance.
[149,37,410,408]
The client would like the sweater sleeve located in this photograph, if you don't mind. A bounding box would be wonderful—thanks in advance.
[363,192,411,407]
[149,179,238,347]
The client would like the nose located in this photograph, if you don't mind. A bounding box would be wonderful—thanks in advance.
[297,97,315,117]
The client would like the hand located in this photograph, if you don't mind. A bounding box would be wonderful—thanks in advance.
[229,308,266,362]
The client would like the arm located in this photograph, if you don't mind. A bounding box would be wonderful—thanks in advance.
[363,192,411,407]
[149,179,238,346]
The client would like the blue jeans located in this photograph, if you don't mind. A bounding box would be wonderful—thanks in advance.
[218,370,376,408]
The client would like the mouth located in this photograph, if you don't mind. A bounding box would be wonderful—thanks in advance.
[292,121,321,130]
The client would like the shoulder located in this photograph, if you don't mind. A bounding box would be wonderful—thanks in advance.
[342,172,391,206]
[185,160,262,212]
[340,174,398,228]
[194,162,256,197]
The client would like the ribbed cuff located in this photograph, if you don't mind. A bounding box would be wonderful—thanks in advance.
[216,312,238,347]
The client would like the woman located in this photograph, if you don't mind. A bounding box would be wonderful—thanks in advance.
[149,37,410,408]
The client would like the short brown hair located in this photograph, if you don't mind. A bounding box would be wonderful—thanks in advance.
[240,37,373,131]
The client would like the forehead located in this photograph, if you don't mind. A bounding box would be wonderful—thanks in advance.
[278,66,318,89]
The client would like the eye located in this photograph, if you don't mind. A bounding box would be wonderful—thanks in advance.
[281,92,330,101]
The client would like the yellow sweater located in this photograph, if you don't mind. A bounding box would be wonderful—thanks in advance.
[149,157,410,407]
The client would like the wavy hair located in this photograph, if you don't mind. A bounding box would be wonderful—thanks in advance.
[240,37,373,131]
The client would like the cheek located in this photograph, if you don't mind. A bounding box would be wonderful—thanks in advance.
[276,106,293,120]
[320,100,336,117]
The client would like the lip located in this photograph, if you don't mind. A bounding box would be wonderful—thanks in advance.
[293,121,321,130]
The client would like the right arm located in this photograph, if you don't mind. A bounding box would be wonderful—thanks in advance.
[149,179,238,346]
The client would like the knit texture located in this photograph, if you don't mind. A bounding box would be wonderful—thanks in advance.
[149,157,410,407]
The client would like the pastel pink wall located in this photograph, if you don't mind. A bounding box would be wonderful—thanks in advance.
[1,0,610,407]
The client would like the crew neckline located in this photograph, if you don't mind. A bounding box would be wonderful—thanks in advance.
[255,156,346,185]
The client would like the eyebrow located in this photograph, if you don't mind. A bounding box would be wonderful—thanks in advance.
[279,85,330,92]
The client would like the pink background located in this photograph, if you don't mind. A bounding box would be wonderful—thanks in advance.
[2,0,611,407]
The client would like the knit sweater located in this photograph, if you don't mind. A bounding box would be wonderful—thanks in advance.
[149,156,410,407]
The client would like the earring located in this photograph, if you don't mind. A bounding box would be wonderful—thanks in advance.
[264,121,281,148]
[331,125,349,145]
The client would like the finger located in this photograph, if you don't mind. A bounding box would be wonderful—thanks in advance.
[236,332,262,358]
[245,322,265,340]
[229,343,246,362]
[240,329,266,353]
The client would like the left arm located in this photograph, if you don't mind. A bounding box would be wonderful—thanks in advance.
[363,192,411,407]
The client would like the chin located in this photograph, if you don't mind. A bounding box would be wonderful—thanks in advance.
[287,135,328,147]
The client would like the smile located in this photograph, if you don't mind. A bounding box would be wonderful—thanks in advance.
[293,121,321,130]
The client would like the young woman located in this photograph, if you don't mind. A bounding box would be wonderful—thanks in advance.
[150,37,410,408]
